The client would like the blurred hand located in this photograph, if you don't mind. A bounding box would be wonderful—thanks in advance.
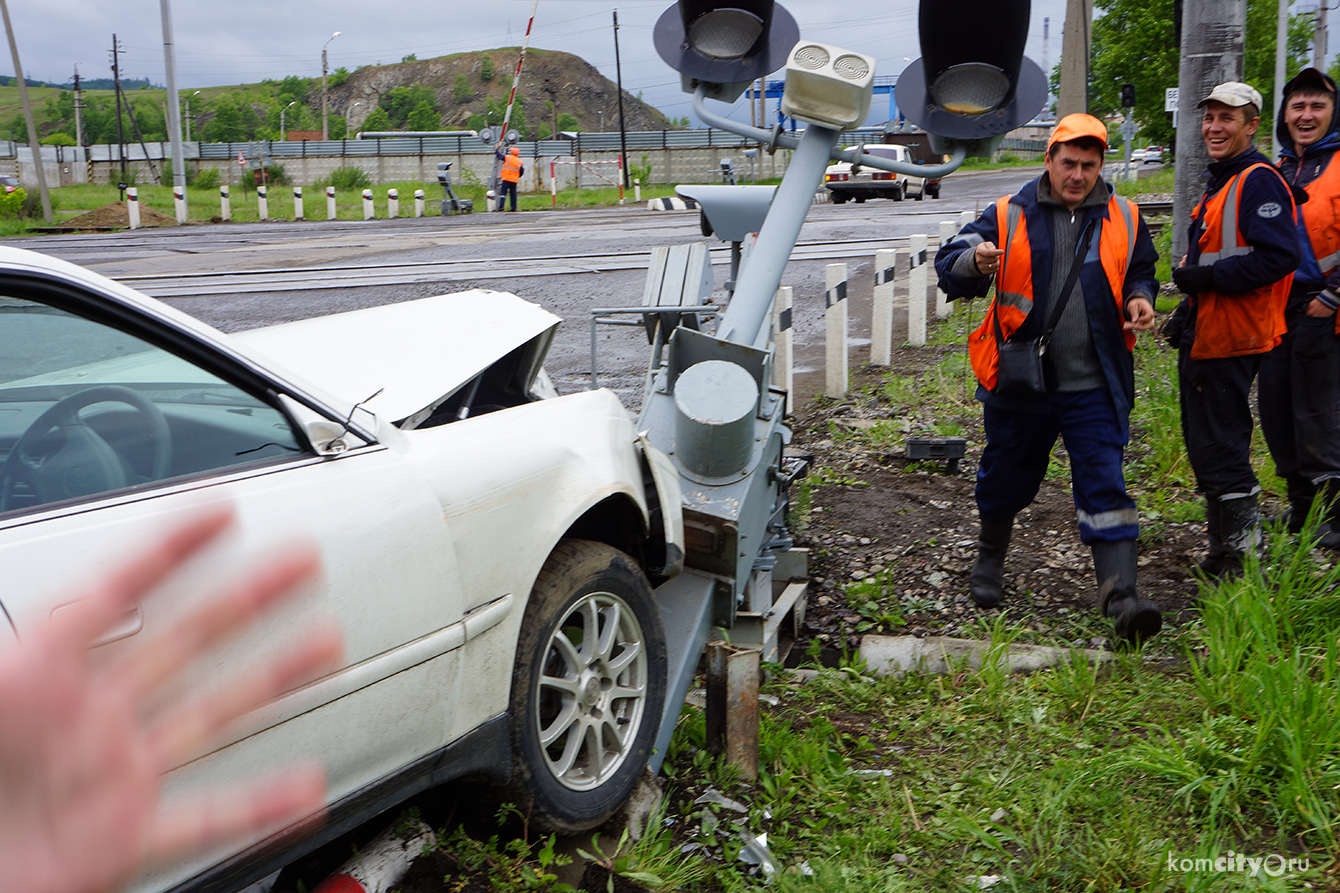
[1172,264,1215,296]
[0,507,343,893]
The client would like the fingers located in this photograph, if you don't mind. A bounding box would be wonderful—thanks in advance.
[115,544,323,701]
[975,243,1005,275]
[49,508,236,651]
[145,765,328,864]
[145,619,343,769]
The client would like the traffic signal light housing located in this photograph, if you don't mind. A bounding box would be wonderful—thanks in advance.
[655,0,799,102]
[1121,84,1136,107]
[894,0,1047,156]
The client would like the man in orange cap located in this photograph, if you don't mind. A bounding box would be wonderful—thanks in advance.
[935,113,1162,645]
[496,142,525,211]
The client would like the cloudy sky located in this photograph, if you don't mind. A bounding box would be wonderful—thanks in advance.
[5,0,1151,127]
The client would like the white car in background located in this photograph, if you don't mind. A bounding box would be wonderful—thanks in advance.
[0,245,683,893]
[824,144,927,203]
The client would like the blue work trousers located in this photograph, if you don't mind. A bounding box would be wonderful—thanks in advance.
[977,388,1139,543]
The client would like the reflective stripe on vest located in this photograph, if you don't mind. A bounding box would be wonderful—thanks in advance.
[1297,153,1340,274]
[1198,166,1260,263]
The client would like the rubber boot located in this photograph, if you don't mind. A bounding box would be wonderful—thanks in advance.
[968,516,1013,607]
[1316,478,1340,550]
[1266,476,1315,534]
[1217,493,1262,579]
[1092,539,1162,645]
[1195,496,1230,578]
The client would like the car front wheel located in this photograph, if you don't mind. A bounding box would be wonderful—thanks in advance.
[506,539,666,833]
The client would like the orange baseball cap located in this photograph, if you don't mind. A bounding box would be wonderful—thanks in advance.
[1047,113,1109,152]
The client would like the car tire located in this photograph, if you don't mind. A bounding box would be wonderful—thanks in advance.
[832,195,847,204]
[506,539,666,833]
[891,184,903,201]
[854,196,866,203]
[928,185,940,199]
[913,188,924,201]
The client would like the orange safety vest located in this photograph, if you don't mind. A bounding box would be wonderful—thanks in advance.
[968,192,1139,391]
[501,153,523,183]
[1190,162,1293,359]
[1292,154,1340,334]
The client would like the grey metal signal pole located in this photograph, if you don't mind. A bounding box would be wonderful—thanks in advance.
[160,0,186,219]
[0,0,52,222]
[1172,0,1246,263]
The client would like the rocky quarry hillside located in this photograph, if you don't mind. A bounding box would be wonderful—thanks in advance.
[325,49,672,134]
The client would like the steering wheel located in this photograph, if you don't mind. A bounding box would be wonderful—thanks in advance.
[0,385,172,512]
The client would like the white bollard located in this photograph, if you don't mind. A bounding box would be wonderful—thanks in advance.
[219,185,231,221]
[173,185,186,224]
[958,210,973,228]
[293,186,304,221]
[908,234,928,347]
[772,285,794,400]
[126,187,140,230]
[634,178,642,203]
[362,189,374,220]
[825,262,849,399]
[326,186,337,220]
[414,189,424,218]
[387,188,399,219]
[257,185,268,220]
[872,248,897,365]
[936,221,955,319]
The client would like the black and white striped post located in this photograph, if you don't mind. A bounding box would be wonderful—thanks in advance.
[908,234,928,346]
[772,285,793,398]
[362,189,374,220]
[219,185,230,221]
[126,187,140,230]
[173,185,186,224]
[825,262,849,398]
[872,248,897,365]
[387,189,399,219]
[257,184,268,220]
[293,186,304,221]
[326,186,337,220]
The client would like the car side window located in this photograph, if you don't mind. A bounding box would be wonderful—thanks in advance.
[0,294,307,516]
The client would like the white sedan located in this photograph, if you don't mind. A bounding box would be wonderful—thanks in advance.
[0,245,683,893]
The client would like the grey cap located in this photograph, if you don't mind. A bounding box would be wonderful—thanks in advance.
[1198,82,1263,110]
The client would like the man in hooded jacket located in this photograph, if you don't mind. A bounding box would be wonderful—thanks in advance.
[1265,67,1340,548]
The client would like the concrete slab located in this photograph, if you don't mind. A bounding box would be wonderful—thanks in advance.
[860,635,1111,676]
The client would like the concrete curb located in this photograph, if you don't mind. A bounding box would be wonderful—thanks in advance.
[860,635,1112,676]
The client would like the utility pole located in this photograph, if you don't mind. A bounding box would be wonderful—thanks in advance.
[0,0,51,222]
[322,31,340,141]
[73,68,83,148]
[1315,6,1330,69]
[614,9,629,189]
[1172,0,1247,262]
[112,34,127,186]
[160,0,186,221]
[1058,0,1093,116]
[1276,0,1289,160]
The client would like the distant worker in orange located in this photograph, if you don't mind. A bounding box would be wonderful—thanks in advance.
[497,143,524,212]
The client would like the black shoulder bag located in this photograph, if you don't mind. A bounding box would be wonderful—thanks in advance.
[992,220,1096,398]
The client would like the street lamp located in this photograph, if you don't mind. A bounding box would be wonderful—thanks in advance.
[280,100,296,141]
[321,30,341,140]
[184,90,200,142]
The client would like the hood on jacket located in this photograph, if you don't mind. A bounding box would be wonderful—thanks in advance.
[1276,67,1340,159]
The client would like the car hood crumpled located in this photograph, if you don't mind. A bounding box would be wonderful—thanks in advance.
[234,289,561,425]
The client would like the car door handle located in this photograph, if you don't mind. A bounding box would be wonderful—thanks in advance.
[50,600,143,646]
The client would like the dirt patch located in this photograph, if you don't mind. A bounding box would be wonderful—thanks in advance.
[59,201,177,230]
[787,350,1215,654]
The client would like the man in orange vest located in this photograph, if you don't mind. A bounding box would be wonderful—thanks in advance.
[1264,68,1340,549]
[1170,82,1300,578]
[496,143,524,212]
[935,114,1163,645]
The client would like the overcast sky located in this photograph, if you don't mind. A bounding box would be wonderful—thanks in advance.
[0,0,1199,127]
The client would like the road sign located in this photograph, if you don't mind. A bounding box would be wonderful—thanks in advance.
[1165,87,1179,112]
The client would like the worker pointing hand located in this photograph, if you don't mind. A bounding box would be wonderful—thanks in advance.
[974,242,1005,275]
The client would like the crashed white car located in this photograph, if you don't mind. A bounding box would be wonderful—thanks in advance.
[0,245,683,893]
